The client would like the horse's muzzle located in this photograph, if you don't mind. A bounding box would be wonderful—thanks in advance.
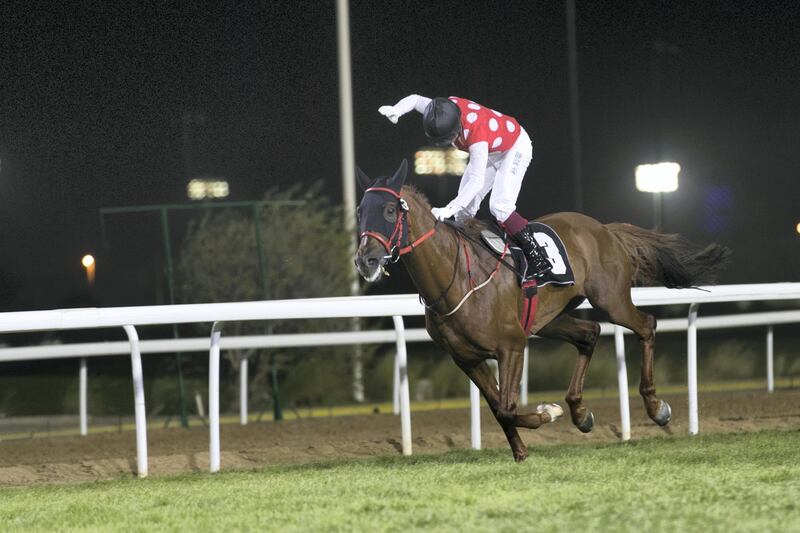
[355,242,386,283]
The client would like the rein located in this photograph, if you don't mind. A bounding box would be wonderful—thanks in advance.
[360,186,508,318]
[428,230,509,318]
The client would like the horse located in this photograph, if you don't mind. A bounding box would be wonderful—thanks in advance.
[354,160,730,462]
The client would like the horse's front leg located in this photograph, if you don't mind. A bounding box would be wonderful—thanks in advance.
[455,359,529,462]
[496,346,525,424]
[497,344,565,431]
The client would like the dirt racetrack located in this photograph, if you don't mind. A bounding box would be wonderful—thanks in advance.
[1,389,799,487]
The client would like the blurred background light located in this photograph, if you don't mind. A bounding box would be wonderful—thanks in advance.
[704,185,733,235]
[81,254,95,285]
[187,178,230,200]
[414,148,469,176]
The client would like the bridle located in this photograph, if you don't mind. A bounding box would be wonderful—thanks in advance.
[359,187,436,262]
[359,186,511,318]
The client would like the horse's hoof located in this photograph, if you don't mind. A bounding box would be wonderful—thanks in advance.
[654,400,672,426]
[514,450,528,463]
[577,411,594,433]
[536,402,564,423]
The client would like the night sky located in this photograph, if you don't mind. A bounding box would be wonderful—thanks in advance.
[2,1,799,311]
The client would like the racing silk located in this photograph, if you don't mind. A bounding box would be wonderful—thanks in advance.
[388,94,531,219]
[449,96,521,154]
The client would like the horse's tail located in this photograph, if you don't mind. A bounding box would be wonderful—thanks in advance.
[605,223,731,288]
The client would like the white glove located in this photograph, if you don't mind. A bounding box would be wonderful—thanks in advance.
[431,205,457,221]
[378,105,400,124]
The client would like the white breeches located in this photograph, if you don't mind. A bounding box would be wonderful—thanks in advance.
[456,128,533,222]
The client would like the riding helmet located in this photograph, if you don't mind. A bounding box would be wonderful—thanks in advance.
[422,97,462,147]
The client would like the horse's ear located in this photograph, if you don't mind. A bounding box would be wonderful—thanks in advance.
[387,159,408,192]
[356,166,372,191]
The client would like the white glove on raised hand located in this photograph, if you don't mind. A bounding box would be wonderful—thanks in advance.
[378,105,400,124]
[431,205,457,221]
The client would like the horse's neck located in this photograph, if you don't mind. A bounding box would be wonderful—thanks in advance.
[401,192,461,306]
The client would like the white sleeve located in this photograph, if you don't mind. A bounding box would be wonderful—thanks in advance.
[393,94,432,117]
[447,142,489,211]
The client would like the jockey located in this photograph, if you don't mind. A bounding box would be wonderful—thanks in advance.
[379,94,552,277]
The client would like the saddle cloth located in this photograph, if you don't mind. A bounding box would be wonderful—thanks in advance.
[480,221,575,336]
[480,222,576,288]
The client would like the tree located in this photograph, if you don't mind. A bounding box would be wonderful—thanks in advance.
[176,183,374,411]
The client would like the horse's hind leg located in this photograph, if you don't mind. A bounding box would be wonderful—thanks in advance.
[587,282,671,426]
[536,314,601,433]
[456,359,529,462]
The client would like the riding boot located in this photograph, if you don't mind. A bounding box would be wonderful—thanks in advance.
[511,226,552,277]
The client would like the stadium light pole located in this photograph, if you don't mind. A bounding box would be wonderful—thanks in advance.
[565,0,583,213]
[635,162,680,231]
[336,0,365,402]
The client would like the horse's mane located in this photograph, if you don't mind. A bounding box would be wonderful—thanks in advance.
[400,184,432,211]
[401,184,494,242]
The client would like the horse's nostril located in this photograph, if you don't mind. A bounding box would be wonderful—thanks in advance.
[366,257,379,268]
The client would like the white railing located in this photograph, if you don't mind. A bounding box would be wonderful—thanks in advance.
[2,309,797,438]
[0,283,798,477]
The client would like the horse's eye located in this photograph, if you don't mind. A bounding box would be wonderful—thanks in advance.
[383,204,397,223]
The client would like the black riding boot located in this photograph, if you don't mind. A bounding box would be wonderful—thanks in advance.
[511,226,552,277]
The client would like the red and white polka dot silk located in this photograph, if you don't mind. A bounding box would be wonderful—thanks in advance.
[449,96,521,153]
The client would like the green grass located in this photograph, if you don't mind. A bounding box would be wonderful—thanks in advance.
[1,431,799,532]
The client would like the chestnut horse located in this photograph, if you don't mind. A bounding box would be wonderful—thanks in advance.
[354,160,730,461]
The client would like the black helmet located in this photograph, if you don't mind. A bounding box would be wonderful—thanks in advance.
[422,97,461,147]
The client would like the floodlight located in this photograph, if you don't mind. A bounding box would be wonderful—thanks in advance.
[635,162,680,193]
[414,148,468,176]
[187,178,230,200]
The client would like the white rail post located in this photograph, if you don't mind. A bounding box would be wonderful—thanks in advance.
[240,354,248,425]
[124,325,148,478]
[520,344,529,407]
[687,303,700,435]
[766,326,774,393]
[614,326,631,441]
[79,357,88,436]
[392,316,412,455]
[393,351,400,415]
[209,321,223,472]
[470,381,481,450]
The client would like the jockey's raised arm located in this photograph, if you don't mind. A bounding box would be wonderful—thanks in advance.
[378,94,432,123]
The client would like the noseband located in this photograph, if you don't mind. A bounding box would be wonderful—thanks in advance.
[360,187,436,262]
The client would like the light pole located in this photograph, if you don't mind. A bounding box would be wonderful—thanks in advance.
[635,162,680,231]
